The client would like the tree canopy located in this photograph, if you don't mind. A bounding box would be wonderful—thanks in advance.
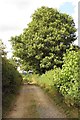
[0,39,6,57]
[10,6,77,74]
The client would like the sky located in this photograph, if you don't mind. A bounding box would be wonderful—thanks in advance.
[0,0,79,58]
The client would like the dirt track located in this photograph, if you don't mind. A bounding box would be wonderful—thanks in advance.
[5,85,66,118]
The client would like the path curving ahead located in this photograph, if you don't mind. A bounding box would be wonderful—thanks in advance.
[5,84,66,118]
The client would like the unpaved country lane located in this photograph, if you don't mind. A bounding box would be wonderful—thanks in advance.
[5,85,66,118]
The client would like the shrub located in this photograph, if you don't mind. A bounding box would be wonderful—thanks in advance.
[37,49,80,107]
[55,50,80,106]
[2,57,22,94]
[2,57,23,114]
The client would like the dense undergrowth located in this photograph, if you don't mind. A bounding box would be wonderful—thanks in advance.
[2,57,23,116]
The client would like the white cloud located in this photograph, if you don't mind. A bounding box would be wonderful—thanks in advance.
[0,0,79,58]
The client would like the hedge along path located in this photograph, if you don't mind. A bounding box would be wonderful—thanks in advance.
[5,84,66,118]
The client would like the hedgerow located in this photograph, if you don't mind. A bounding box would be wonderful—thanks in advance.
[37,68,61,91]
[2,57,22,93]
[38,49,80,107]
[2,57,23,115]
[55,50,80,106]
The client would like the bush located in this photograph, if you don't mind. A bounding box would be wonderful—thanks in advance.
[37,68,61,94]
[2,57,22,94]
[56,50,80,106]
[2,57,23,114]
[37,49,80,107]
[38,70,54,88]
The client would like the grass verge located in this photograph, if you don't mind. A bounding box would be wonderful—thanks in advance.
[2,85,22,117]
[39,85,79,118]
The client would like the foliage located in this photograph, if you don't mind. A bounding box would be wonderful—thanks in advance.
[37,49,80,107]
[23,73,39,85]
[0,39,6,57]
[55,49,80,106]
[2,57,23,114]
[37,68,59,89]
[22,74,32,82]
[35,68,78,117]
[10,6,76,74]
[2,57,22,94]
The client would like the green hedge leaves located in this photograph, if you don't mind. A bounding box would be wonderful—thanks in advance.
[38,50,80,106]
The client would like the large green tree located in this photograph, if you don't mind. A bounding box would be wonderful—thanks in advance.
[10,6,77,74]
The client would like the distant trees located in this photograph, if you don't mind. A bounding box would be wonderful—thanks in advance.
[10,6,77,74]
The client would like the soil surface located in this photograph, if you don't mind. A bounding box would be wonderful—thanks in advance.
[5,84,67,118]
